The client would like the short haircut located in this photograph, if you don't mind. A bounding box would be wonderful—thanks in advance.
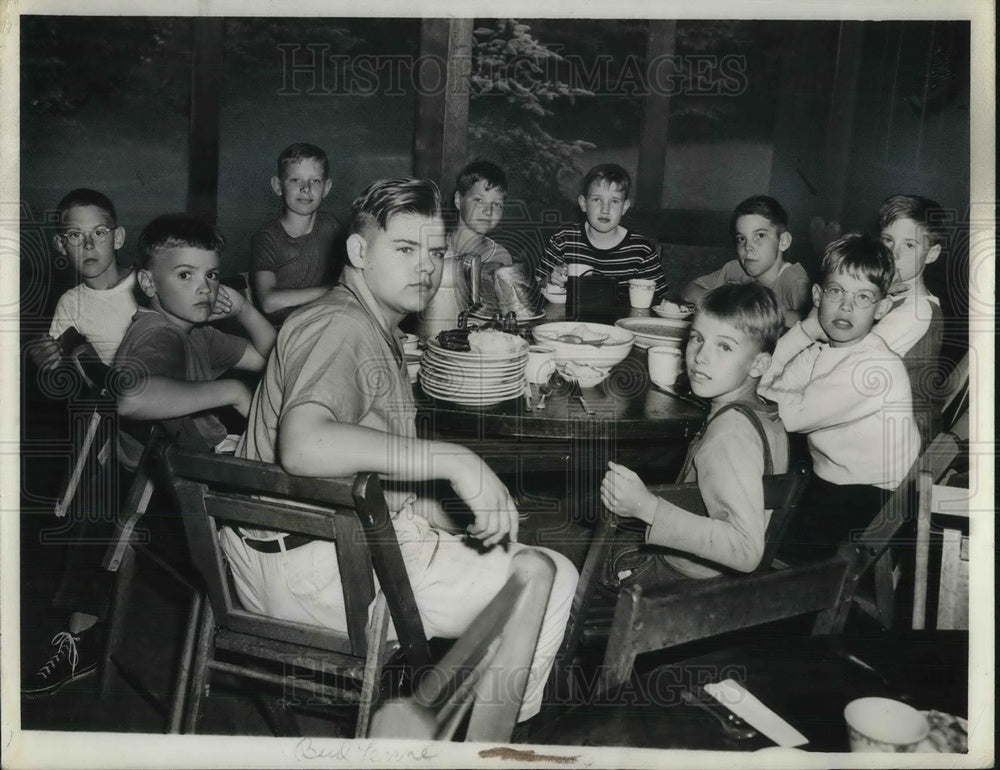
[820,232,894,297]
[56,188,117,228]
[877,194,947,247]
[137,213,226,271]
[349,178,442,236]
[454,160,508,197]
[580,163,631,201]
[729,194,788,238]
[276,142,329,180]
[697,283,784,355]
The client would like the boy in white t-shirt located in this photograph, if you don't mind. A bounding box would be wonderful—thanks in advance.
[27,188,137,372]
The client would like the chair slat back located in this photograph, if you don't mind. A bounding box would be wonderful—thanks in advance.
[153,439,431,666]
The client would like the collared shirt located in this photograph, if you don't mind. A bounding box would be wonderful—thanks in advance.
[237,266,415,466]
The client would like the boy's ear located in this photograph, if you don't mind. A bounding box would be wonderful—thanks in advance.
[52,233,67,256]
[811,283,823,308]
[345,233,366,269]
[621,198,632,217]
[924,242,941,266]
[749,351,772,379]
[270,176,283,196]
[577,194,587,213]
[778,229,792,253]
[113,226,126,250]
[873,295,893,321]
[136,268,157,298]
[321,179,333,199]
[454,191,462,211]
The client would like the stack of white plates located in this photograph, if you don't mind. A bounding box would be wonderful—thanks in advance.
[420,337,528,406]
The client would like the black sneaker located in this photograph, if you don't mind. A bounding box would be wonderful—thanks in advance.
[22,629,100,697]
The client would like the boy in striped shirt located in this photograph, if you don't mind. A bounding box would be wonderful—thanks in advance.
[536,164,665,299]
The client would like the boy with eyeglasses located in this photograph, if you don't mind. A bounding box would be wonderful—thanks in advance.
[758,233,920,561]
[23,188,137,696]
[26,188,137,372]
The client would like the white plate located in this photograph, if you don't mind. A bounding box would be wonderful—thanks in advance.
[424,338,529,362]
[418,370,526,391]
[420,380,524,406]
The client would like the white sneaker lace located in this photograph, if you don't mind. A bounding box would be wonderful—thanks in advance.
[37,631,80,680]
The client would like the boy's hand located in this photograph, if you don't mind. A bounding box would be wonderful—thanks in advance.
[26,336,61,371]
[208,285,246,322]
[446,448,519,547]
[800,306,828,343]
[549,264,569,288]
[601,462,658,525]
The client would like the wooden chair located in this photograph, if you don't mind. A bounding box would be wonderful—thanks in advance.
[593,434,959,692]
[911,432,967,630]
[554,466,810,694]
[52,340,113,520]
[151,438,433,737]
[862,352,969,628]
[369,549,556,742]
[99,439,202,734]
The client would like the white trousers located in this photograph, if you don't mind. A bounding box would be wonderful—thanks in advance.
[219,505,578,722]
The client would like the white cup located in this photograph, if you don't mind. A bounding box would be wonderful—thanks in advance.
[648,346,682,389]
[843,698,929,752]
[628,278,656,309]
[402,333,421,356]
[526,345,557,385]
[565,262,593,278]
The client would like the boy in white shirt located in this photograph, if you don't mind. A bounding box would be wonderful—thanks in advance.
[759,233,921,560]
[27,188,137,372]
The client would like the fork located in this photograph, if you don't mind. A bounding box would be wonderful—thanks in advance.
[536,381,553,410]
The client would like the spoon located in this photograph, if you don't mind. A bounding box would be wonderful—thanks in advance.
[556,333,608,347]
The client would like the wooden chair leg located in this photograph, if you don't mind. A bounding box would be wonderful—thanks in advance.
[100,545,136,695]
[911,471,933,630]
[356,592,390,738]
[872,551,896,628]
[598,586,643,696]
[168,590,203,734]
[184,598,215,734]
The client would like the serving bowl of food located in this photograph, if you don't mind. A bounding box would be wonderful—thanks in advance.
[614,317,691,349]
[532,322,634,367]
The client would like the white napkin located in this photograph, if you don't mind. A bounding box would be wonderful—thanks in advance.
[703,679,808,747]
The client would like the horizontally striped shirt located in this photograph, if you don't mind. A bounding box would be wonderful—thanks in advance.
[536,223,666,297]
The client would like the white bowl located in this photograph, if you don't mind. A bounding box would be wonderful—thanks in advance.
[651,301,695,320]
[541,284,568,304]
[557,361,611,388]
[615,317,691,349]
[532,322,634,368]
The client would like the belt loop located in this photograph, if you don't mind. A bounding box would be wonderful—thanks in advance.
[277,536,287,554]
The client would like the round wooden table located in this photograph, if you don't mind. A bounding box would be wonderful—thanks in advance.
[413,301,707,561]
